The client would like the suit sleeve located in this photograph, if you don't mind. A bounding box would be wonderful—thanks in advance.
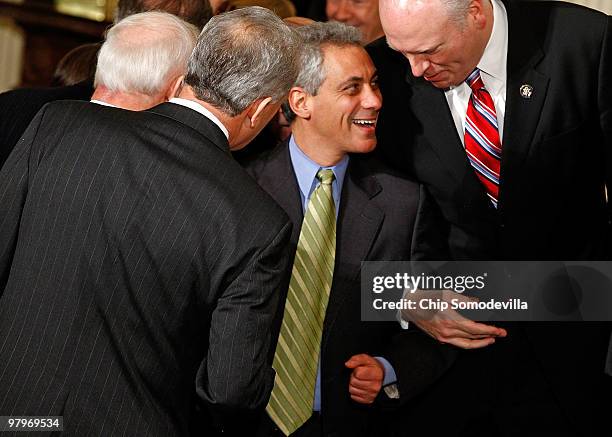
[196,218,292,434]
[410,184,451,261]
[379,183,457,405]
[0,107,46,295]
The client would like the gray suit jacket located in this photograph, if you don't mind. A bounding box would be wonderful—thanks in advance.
[246,142,454,436]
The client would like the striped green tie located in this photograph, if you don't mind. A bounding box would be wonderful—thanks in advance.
[267,169,336,436]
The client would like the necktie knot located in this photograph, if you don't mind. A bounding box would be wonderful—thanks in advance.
[317,169,335,185]
[466,68,484,91]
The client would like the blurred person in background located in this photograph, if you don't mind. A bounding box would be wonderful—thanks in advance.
[215,0,296,17]
[51,42,101,87]
[326,0,384,44]
[115,0,213,27]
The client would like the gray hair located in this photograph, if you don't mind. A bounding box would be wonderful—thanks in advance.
[184,6,301,117]
[95,11,198,96]
[283,21,361,123]
[294,21,362,95]
[441,0,471,25]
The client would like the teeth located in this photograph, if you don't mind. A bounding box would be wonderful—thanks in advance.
[353,120,375,125]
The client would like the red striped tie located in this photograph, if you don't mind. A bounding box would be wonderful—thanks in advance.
[464,68,502,208]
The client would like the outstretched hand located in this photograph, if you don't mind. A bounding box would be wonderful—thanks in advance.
[402,290,507,349]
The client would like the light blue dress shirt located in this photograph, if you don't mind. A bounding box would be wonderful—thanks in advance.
[288,136,397,411]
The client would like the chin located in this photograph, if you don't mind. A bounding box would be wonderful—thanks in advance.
[353,141,377,154]
[429,79,452,89]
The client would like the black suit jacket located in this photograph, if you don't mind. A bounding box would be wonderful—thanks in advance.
[0,101,292,436]
[0,81,94,169]
[369,0,612,260]
[368,1,612,435]
[246,142,453,436]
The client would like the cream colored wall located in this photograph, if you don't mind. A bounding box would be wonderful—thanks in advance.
[0,17,24,92]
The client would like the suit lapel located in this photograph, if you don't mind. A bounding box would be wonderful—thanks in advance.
[409,76,476,186]
[498,0,549,209]
[405,65,493,210]
[255,143,304,244]
[322,159,384,344]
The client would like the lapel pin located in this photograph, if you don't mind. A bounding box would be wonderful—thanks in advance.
[520,84,534,99]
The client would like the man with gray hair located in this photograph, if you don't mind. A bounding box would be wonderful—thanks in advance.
[0,0,211,169]
[91,11,198,111]
[247,21,441,437]
[0,7,300,436]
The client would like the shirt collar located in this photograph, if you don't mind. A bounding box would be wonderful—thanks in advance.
[288,134,349,201]
[477,0,508,95]
[169,97,229,139]
[90,99,118,108]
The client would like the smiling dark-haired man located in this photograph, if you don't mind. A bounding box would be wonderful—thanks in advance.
[246,20,449,437]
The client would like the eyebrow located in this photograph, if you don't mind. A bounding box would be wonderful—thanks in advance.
[338,71,379,88]
[408,44,442,55]
[338,76,365,88]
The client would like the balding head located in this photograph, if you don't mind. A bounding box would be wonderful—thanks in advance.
[380,0,472,24]
[379,0,493,89]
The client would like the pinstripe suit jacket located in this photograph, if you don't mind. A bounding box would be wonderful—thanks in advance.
[0,101,292,436]
[0,81,94,169]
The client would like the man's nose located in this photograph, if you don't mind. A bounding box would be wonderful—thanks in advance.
[407,55,431,78]
[362,86,382,111]
[330,0,351,21]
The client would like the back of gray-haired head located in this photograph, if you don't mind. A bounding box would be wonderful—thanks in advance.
[95,12,198,95]
[184,6,301,117]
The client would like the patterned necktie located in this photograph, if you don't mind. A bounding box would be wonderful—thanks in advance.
[267,169,336,436]
[464,68,502,208]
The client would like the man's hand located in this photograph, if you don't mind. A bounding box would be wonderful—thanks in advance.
[402,290,507,349]
[414,317,507,349]
[345,354,385,404]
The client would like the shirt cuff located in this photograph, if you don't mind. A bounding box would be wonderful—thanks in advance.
[374,356,397,386]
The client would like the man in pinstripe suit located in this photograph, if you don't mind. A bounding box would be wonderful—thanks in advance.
[0,7,299,436]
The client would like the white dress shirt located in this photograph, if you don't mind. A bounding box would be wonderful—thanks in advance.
[444,0,508,144]
[90,99,118,108]
[169,97,229,140]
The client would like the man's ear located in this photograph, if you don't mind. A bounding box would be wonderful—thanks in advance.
[288,87,311,120]
[166,75,185,100]
[469,0,487,28]
[247,96,274,128]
